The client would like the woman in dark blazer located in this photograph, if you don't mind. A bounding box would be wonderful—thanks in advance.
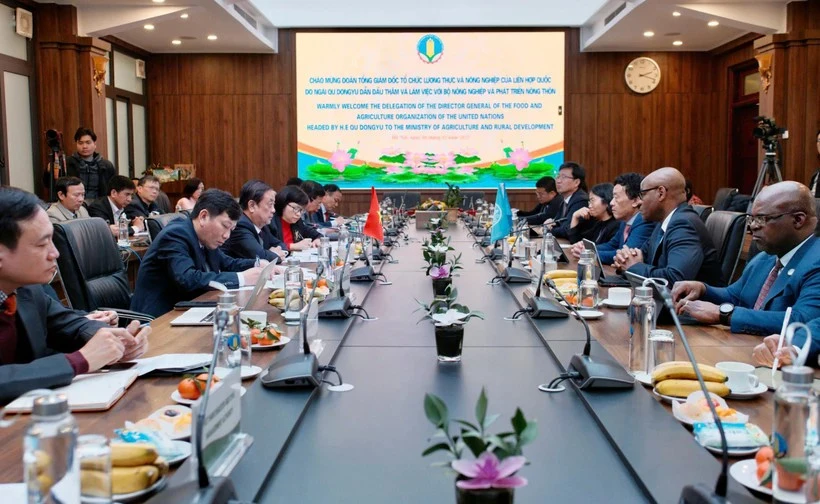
[269,185,322,251]
[567,183,620,246]
[222,180,287,263]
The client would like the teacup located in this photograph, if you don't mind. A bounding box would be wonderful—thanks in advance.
[716,361,760,393]
[607,287,632,305]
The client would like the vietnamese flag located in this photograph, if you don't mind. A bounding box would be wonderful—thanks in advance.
[362,186,384,242]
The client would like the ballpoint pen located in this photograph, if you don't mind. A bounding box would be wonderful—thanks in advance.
[255,255,261,268]
[772,306,793,377]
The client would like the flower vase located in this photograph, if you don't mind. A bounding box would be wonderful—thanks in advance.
[456,485,514,504]
[432,277,452,297]
[435,325,463,362]
[446,208,459,223]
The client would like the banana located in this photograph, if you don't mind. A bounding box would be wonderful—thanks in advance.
[269,298,285,309]
[551,278,577,286]
[111,465,160,494]
[153,456,169,478]
[34,450,51,475]
[655,379,730,398]
[81,469,111,498]
[545,270,577,280]
[651,362,727,384]
[268,289,285,299]
[110,442,158,467]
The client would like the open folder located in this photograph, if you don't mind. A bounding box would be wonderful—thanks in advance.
[5,369,139,413]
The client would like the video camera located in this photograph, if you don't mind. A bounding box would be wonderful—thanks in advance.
[45,129,63,154]
[752,116,786,152]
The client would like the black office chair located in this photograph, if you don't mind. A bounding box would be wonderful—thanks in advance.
[52,218,153,321]
[691,204,713,223]
[460,191,485,210]
[713,187,738,211]
[147,212,187,241]
[705,210,746,286]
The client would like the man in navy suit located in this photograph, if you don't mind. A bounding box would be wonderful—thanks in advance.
[0,187,149,402]
[570,172,656,264]
[519,176,562,226]
[315,184,344,227]
[131,189,266,317]
[614,167,723,285]
[222,180,287,263]
[673,181,820,335]
[544,162,588,238]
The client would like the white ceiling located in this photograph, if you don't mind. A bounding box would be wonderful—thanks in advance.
[34,0,799,54]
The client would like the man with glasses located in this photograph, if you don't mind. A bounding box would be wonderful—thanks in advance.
[543,162,588,238]
[316,184,345,227]
[672,181,820,335]
[518,176,562,226]
[125,175,164,229]
[614,167,722,285]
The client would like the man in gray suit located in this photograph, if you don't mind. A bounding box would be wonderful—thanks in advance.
[0,187,150,403]
[47,176,90,223]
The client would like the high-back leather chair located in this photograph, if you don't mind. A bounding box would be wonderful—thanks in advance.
[147,212,187,241]
[52,218,152,321]
[705,210,746,285]
[691,205,713,223]
[713,188,738,211]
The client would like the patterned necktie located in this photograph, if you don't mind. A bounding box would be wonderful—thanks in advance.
[754,260,783,310]
[622,224,632,245]
[651,229,665,264]
[3,293,17,316]
[561,201,568,218]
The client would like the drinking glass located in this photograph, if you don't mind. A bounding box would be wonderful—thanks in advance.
[78,434,111,502]
[648,329,676,369]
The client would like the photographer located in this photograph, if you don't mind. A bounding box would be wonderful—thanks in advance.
[66,127,116,200]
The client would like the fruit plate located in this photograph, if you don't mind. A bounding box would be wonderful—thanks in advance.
[652,388,684,403]
[171,386,246,405]
[703,444,760,457]
[82,476,167,503]
[166,440,192,466]
[251,335,291,350]
[214,365,262,380]
[633,371,653,387]
[729,459,804,503]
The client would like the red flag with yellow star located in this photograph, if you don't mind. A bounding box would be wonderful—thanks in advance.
[363,186,384,242]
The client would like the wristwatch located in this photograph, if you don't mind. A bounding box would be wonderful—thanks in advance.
[719,303,734,326]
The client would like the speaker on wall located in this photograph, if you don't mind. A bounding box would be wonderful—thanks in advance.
[15,8,33,39]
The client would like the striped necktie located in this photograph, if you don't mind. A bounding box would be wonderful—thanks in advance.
[753,260,783,310]
[622,224,631,245]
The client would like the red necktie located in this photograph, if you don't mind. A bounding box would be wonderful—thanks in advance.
[3,293,16,316]
[622,224,632,244]
[754,260,782,310]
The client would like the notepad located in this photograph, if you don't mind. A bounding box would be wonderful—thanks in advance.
[132,353,212,376]
[5,370,139,413]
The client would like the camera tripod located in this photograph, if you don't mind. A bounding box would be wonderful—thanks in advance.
[746,145,783,213]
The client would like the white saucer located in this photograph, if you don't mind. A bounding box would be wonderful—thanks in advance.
[576,310,604,320]
[633,371,653,387]
[652,388,682,403]
[601,298,631,309]
[730,459,804,503]
[166,440,192,466]
[252,335,291,350]
[726,383,768,400]
[704,444,760,457]
[171,385,247,405]
[215,365,262,380]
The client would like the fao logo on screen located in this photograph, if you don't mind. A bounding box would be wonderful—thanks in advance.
[417,34,443,63]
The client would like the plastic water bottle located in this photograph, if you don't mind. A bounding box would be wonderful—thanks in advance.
[284,257,304,314]
[214,292,242,368]
[24,394,79,503]
[628,286,655,376]
[577,250,599,308]
[542,232,557,275]
[773,366,818,502]
[117,212,129,247]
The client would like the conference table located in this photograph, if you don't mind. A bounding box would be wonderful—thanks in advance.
[0,220,774,503]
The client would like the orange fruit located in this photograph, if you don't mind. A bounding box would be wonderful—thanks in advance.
[756,460,770,482]
[178,378,201,400]
[776,464,805,492]
[317,278,328,288]
[755,446,774,465]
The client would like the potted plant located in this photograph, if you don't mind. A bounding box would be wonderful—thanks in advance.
[422,232,463,296]
[422,387,537,503]
[416,286,483,362]
[444,183,461,223]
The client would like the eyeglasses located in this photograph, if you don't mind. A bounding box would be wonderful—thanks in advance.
[638,186,663,199]
[556,174,574,180]
[745,211,800,227]
[287,203,305,215]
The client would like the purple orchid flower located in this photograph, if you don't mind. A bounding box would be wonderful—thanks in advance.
[452,452,528,490]
[429,264,451,279]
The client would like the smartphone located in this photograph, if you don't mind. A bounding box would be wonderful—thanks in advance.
[101,361,138,371]
[754,367,820,391]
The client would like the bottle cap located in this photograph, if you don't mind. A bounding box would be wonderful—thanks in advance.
[634,286,653,298]
[580,250,594,261]
[217,292,236,305]
[32,393,69,417]
[781,365,814,385]
[286,256,300,266]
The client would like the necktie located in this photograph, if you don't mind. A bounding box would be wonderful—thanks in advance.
[651,229,665,264]
[622,224,632,245]
[754,260,783,310]
[256,231,264,246]
[561,201,568,218]
[3,293,17,316]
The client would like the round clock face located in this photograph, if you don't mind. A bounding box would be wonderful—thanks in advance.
[625,57,661,94]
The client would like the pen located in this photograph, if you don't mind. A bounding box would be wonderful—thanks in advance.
[254,255,261,268]
[772,306,793,375]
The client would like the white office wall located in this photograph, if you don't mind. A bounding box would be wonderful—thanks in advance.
[132,104,146,178]
[4,72,34,191]
[116,100,130,176]
[113,52,143,95]
[0,5,27,61]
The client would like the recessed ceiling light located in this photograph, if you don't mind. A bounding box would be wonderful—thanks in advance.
[143,24,154,30]
[643,31,654,37]
[708,20,720,27]
[172,39,181,45]
[673,40,683,46]
[207,34,218,41]
[672,11,681,17]
[152,0,165,3]
[180,13,189,19]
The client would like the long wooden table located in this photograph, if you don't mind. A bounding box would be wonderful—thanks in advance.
[0,221,773,503]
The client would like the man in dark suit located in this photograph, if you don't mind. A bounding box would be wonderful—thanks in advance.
[545,163,588,238]
[315,183,344,227]
[571,172,657,264]
[87,175,145,237]
[519,176,562,226]
[125,175,163,228]
[673,181,820,335]
[0,187,149,402]
[222,180,287,263]
[614,167,723,285]
[131,189,266,317]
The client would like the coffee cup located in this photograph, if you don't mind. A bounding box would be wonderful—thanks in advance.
[607,287,632,305]
[716,361,759,393]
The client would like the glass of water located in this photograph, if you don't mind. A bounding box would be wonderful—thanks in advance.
[648,329,676,369]
[78,434,112,502]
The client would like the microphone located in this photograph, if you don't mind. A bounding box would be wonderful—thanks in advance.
[319,238,354,318]
[547,279,634,389]
[524,253,569,319]
[651,282,729,503]
[501,231,531,284]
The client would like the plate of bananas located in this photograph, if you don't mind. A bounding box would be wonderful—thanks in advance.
[650,361,730,402]
[81,443,168,503]
[268,287,330,310]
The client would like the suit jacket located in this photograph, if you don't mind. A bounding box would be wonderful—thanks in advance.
[221,214,285,263]
[703,236,820,335]
[269,214,322,247]
[795,318,820,369]
[551,190,589,238]
[627,203,724,286]
[567,217,621,246]
[131,219,255,317]
[1,285,106,403]
[125,195,161,222]
[87,197,135,236]
[521,197,563,226]
[595,213,657,265]
[46,202,90,223]
[314,207,333,228]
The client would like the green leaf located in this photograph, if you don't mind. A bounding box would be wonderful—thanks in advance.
[378,154,406,164]
[475,388,487,429]
[453,419,480,432]
[347,148,358,158]
[422,442,453,457]
[483,413,500,431]
[519,421,538,446]
[503,147,513,157]
[461,431,487,458]
[424,394,449,427]
[511,408,527,436]
[453,154,481,164]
